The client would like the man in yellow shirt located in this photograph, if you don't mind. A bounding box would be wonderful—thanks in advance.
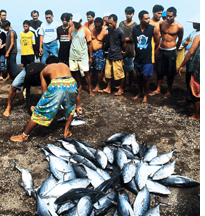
[20,20,35,67]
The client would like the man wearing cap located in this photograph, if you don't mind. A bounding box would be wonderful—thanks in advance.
[178,18,200,105]
[39,10,60,64]
[68,13,94,96]
[149,7,183,98]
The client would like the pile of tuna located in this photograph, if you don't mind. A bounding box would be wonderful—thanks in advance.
[14,133,200,215]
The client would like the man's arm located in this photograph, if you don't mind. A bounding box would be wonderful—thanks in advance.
[121,41,126,52]
[40,70,48,94]
[153,26,160,49]
[176,25,184,50]
[5,32,14,58]
[39,35,44,54]
[178,34,200,75]
[87,41,93,66]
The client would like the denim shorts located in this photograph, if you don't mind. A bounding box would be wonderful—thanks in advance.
[123,57,134,73]
[0,55,5,71]
[11,68,26,90]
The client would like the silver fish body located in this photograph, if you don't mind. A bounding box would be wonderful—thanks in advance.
[144,145,158,162]
[103,146,114,164]
[146,179,171,195]
[70,119,87,126]
[95,149,108,169]
[122,134,139,155]
[135,160,148,190]
[152,159,177,180]
[115,148,128,170]
[133,185,150,216]
[73,196,93,216]
[96,167,111,180]
[122,161,136,184]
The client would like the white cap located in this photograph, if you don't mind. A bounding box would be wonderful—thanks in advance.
[72,13,82,22]
[187,13,200,24]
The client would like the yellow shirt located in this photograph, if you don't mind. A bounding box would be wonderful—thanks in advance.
[20,31,35,55]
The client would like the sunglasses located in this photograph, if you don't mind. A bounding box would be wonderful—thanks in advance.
[46,16,52,19]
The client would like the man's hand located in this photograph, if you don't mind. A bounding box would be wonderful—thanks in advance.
[5,52,9,58]
[30,106,35,112]
[178,66,183,76]
[39,47,43,55]
[89,57,93,67]
[76,106,82,115]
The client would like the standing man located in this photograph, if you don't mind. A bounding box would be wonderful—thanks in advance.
[0,10,7,24]
[30,10,42,61]
[2,20,19,80]
[132,10,160,102]
[68,13,94,96]
[119,6,137,91]
[84,11,95,30]
[149,7,183,98]
[150,5,164,69]
[90,17,108,91]
[57,13,71,65]
[99,14,126,96]
[39,10,60,64]
[0,23,6,80]
[10,56,82,142]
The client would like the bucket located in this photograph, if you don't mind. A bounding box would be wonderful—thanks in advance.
[176,47,185,69]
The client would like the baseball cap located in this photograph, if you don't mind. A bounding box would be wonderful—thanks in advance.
[72,13,82,22]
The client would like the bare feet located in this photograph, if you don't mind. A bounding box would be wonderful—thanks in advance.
[3,107,11,117]
[186,104,194,109]
[10,134,29,142]
[93,86,100,92]
[114,90,123,96]
[164,93,171,98]
[30,106,35,112]
[189,115,200,121]
[102,76,107,83]
[3,75,10,81]
[124,86,132,91]
[133,94,142,100]
[142,96,148,103]
[64,131,72,138]
[78,85,83,92]
[89,91,95,96]
[98,88,111,94]
[149,90,160,96]
[115,86,120,90]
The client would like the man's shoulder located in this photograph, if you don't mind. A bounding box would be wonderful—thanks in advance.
[174,20,183,29]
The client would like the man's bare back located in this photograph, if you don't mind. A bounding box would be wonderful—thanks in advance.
[91,27,108,52]
[41,63,72,81]
[160,19,183,49]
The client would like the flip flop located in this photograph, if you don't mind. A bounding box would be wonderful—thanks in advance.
[0,77,3,81]
[149,91,160,96]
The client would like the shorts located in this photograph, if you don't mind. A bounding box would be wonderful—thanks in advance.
[123,57,134,73]
[156,48,177,79]
[90,49,105,70]
[69,59,89,72]
[105,59,125,80]
[21,55,35,67]
[134,63,153,76]
[11,68,26,90]
[0,55,5,72]
[31,77,78,127]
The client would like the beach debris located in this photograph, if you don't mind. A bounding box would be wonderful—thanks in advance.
[14,133,200,215]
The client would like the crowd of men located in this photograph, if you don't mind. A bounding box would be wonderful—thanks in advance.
[0,5,200,141]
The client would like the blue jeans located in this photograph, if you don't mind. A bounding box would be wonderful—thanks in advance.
[41,41,58,64]
[0,55,5,72]
[11,68,26,90]
[7,53,20,79]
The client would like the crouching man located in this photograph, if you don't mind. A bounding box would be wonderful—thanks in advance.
[10,56,82,142]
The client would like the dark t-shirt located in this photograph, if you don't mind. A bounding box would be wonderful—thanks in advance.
[119,21,137,57]
[29,20,42,51]
[57,26,71,61]
[132,24,154,64]
[0,31,6,55]
[107,27,125,61]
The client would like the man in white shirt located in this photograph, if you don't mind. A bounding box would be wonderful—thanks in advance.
[39,10,60,64]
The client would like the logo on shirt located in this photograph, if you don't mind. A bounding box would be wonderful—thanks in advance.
[45,29,55,32]
[137,35,148,49]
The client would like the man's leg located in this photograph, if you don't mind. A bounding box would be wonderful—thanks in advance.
[133,72,143,100]
[164,77,174,98]
[189,101,200,120]
[9,53,19,78]
[142,75,150,103]
[3,86,17,117]
[93,70,103,91]
[84,71,94,96]
[72,71,82,92]
[10,119,38,142]
[64,114,74,138]
[149,76,163,96]
[41,44,49,64]
[4,56,10,81]
[115,77,125,95]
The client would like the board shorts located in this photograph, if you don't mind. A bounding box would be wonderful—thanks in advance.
[69,59,89,72]
[90,49,105,70]
[123,57,134,73]
[31,76,78,126]
[105,59,125,80]
[156,48,177,79]
[134,63,153,77]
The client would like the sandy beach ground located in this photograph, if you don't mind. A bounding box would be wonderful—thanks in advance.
[0,64,200,215]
